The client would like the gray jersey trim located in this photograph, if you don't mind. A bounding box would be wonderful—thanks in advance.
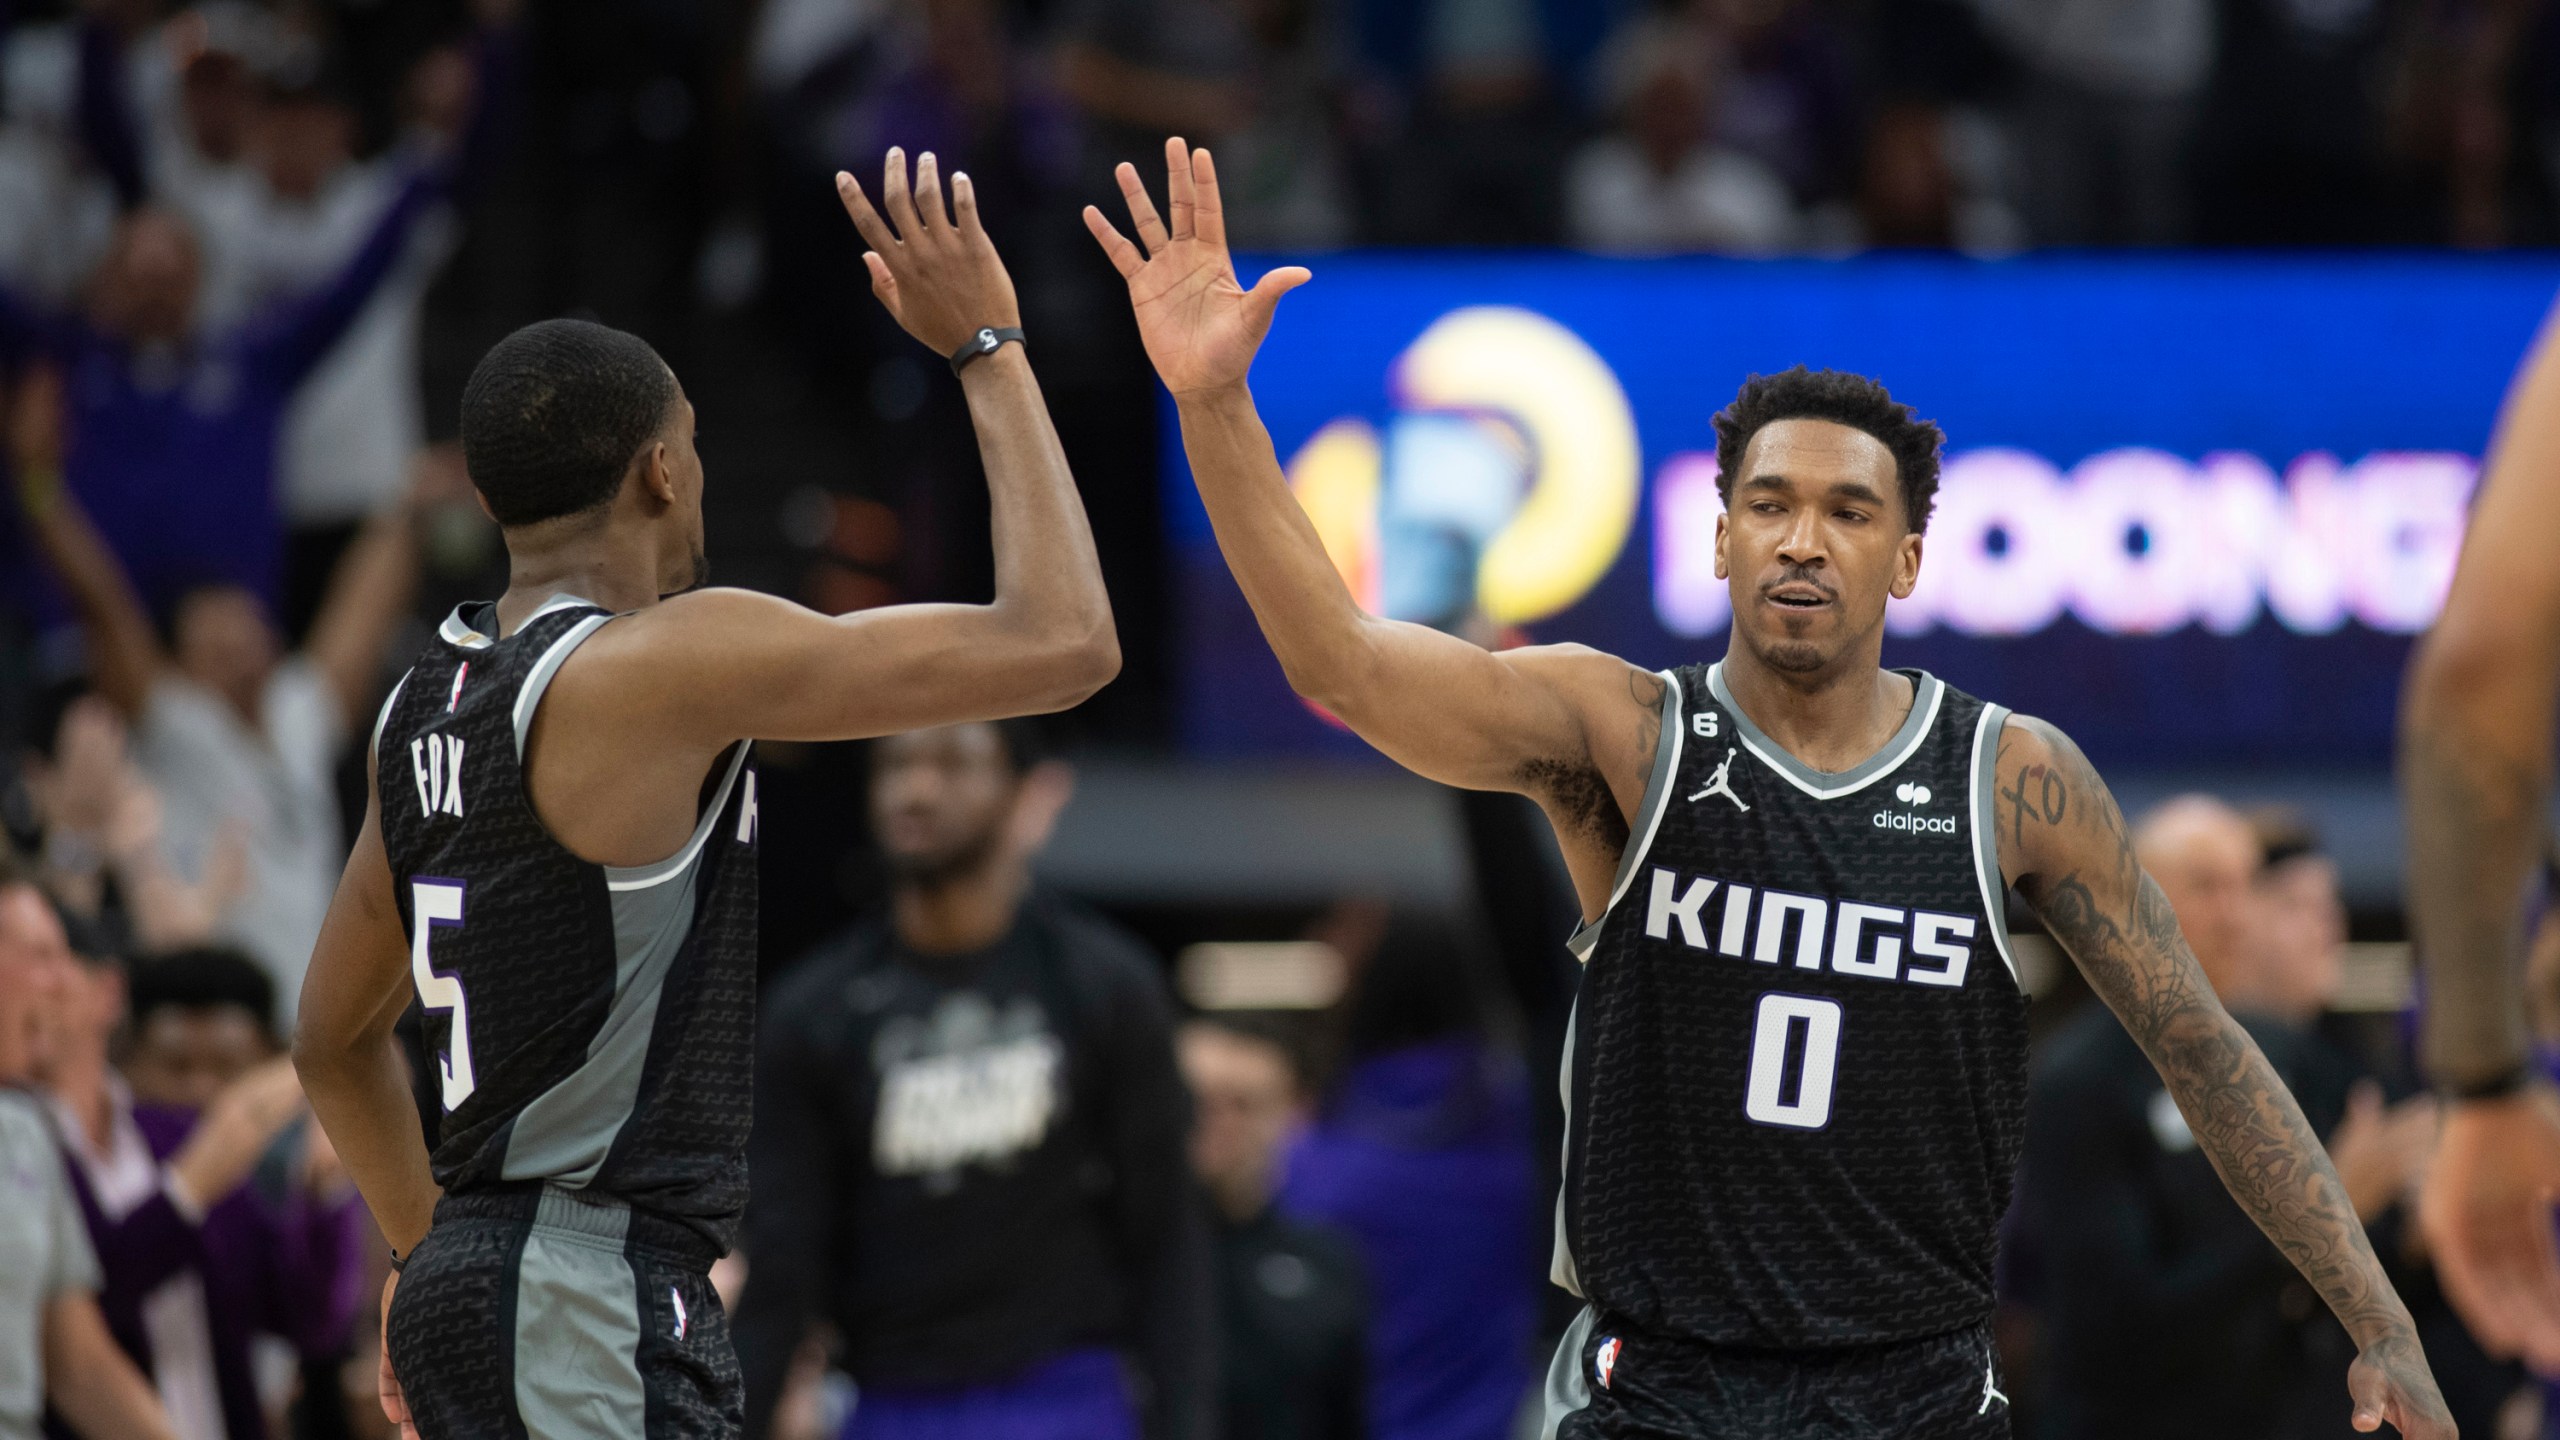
[1539,1306,1597,1440]
[1565,671,1683,963]
[440,592,600,653]
[500,869,698,1184]
[512,1189,645,1438]
[503,746,748,1184]
[1548,1001,1584,1296]
[511,612,613,761]
[1968,703,2020,987]
[370,671,411,768]
[1706,662,1944,801]
[604,745,752,893]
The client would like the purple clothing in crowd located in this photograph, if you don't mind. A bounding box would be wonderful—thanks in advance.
[1280,1040,1541,1440]
[0,165,440,619]
[58,1103,367,1440]
[844,1346,1139,1440]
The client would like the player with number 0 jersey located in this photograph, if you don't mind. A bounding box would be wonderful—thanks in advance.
[1085,136,2453,1438]
[293,150,1119,1440]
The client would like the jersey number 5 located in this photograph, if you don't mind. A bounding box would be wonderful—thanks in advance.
[1744,993,1840,1130]
[411,879,477,1111]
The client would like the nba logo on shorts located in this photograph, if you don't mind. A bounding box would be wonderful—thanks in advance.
[1593,1335,1621,1390]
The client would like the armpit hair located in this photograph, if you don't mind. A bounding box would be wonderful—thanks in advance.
[1519,756,1629,853]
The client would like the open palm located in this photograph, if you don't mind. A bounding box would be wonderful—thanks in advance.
[1085,138,1310,396]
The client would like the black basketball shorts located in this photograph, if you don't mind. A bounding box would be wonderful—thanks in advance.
[385,1185,741,1440]
[1542,1307,2012,1440]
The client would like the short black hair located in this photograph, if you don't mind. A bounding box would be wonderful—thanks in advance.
[461,319,678,527]
[127,947,276,1040]
[1711,367,1945,533]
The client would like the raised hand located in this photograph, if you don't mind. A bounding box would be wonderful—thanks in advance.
[1083,136,1309,396]
[835,148,1021,358]
[168,1057,307,1212]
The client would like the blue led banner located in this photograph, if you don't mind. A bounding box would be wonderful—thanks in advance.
[1167,253,2560,766]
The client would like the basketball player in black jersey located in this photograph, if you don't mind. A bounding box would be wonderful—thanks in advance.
[1088,139,2455,1438]
[292,151,1118,1440]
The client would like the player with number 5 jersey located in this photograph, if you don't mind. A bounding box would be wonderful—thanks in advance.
[1088,136,2455,1438]
[293,149,1119,1440]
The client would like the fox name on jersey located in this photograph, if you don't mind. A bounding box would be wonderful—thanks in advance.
[375,595,760,1252]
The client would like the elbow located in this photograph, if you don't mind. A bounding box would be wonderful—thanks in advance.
[998,615,1121,715]
[1045,622,1122,710]
[2405,623,2502,719]
[289,1015,362,1090]
[1272,627,1376,720]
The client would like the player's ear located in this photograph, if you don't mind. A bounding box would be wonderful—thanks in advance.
[636,441,675,508]
[1891,530,1923,601]
[1712,507,1730,580]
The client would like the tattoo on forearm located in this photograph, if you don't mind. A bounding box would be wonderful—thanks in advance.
[2013,723,2411,1348]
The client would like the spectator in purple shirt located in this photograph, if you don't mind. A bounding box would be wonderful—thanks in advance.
[39,939,365,1440]
[0,157,442,623]
[1280,909,1541,1440]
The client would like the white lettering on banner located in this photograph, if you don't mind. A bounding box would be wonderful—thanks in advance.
[1653,448,2476,639]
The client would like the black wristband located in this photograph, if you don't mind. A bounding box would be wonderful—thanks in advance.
[2438,1063,2533,1102]
[949,326,1024,376]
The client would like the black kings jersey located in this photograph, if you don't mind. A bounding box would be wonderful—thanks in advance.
[375,596,759,1251]
[1557,662,2023,1349]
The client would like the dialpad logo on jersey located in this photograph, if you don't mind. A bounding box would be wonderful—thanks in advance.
[1593,1335,1621,1390]
[1643,867,1980,989]
[871,993,1064,1189]
[1876,780,1954,832]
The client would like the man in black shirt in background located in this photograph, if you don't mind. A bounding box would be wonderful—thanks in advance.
[734,720,1213,1440]
[2022,796,2367,1439]
[1180,1016,1366,1440]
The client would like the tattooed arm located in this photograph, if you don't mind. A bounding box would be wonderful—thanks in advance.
[1996,716,2453,1439]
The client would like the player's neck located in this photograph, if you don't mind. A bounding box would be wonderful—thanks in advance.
[892,860,1031,956]
[496,524,668,632]
[1715,640,1914,775]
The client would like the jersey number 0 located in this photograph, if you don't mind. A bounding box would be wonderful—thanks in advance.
[1744,993,1841,1129]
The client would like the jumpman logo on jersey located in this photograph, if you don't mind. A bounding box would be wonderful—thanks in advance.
[1980,1362,2007,1414]
[1688,748,1751,811]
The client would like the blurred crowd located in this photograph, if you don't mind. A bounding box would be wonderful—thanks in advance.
[0,0,2554,1438]
[17,700,2560,1440]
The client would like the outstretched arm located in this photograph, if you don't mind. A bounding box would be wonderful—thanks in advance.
[1997,716,2451,1438]
[2399,291,2560,1369]
[1085,138,1658,905]
[11,367,166,717]
[575,151,1116,748]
